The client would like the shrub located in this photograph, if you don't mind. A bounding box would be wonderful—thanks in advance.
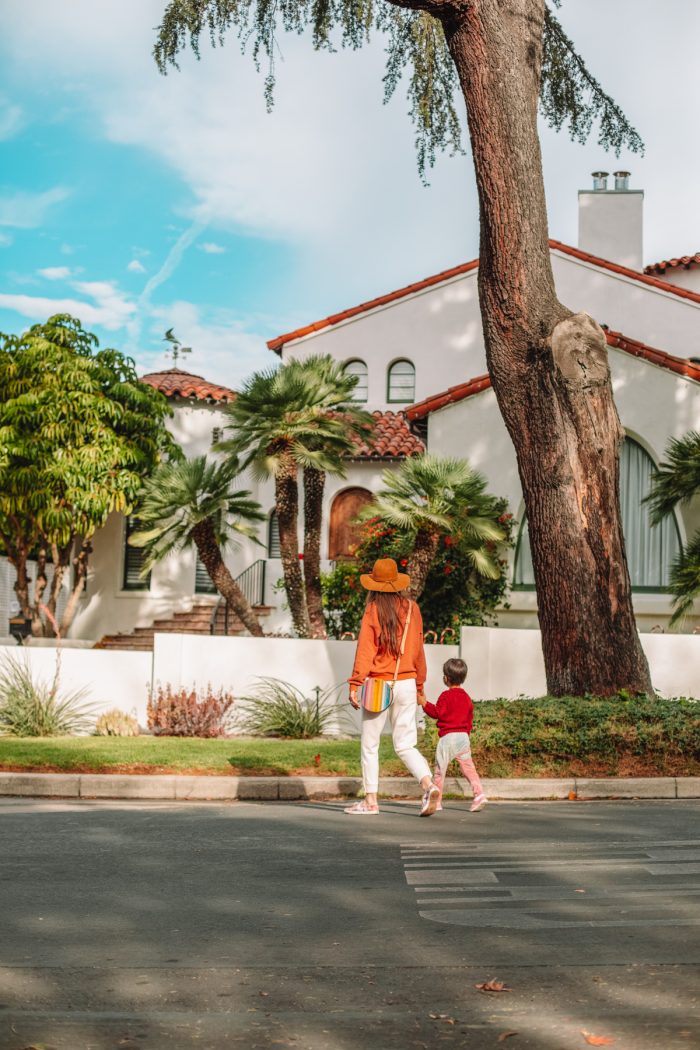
[322,508,515,639]
[94,709,140,737]
[239,678,339,738]
[0,654,95,736]
[147,684,235,738]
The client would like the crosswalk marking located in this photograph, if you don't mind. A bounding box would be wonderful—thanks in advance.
[401,838,700,929]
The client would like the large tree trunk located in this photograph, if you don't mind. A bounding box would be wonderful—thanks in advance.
[437,0,651,695]
[303,466,328,639]
[407,528,440,601]
[275,456,311,638]
[191,519,264,637]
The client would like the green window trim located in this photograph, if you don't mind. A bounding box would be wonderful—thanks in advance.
[122,516,151,592]
[387,358,416,403]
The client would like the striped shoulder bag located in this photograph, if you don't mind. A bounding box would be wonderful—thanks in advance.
[358,601,413,713]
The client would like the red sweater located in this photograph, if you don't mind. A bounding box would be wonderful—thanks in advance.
[423,686,473,737]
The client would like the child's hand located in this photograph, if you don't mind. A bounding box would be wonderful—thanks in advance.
[416,689,427,707]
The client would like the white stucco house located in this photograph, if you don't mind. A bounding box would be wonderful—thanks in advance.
[5,172,697,644]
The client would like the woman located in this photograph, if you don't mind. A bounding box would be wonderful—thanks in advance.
[345,558,439,816]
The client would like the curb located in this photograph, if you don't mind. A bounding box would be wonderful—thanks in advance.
[0,772,699,801]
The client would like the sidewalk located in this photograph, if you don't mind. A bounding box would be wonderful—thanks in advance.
[1,771,699,801]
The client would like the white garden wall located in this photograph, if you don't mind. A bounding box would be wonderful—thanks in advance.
[0,644,152,723]
[461,627,700,700]
[152,634,458,735]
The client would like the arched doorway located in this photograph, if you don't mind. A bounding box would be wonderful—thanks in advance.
[328,487,374,560]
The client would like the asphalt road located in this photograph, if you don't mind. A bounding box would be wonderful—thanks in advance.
[1,797,699,1050]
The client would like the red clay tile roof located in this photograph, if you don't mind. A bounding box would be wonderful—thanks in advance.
[349,410,425,459]
[644,253,700,276]
[267,241,700,353]
[406,330,700,420]
[141,368,235,403]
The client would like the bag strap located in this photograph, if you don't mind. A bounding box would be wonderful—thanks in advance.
[391,601,413,687]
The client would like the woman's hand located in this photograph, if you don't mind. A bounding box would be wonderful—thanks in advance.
[416,688,427,707]
[349,688,360,710]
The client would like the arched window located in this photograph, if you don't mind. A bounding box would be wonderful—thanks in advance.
[329,487,374,560]
[268,510,281,558]
[513,437,682,591]
[123,516,151,591]
[344,359,368,402]
[387,359,415,403]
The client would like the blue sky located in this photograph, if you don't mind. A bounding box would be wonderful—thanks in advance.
[1,1,699,387]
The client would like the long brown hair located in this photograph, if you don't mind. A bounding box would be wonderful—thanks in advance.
[366,591,411,658]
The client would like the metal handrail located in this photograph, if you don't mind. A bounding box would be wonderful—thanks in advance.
[209,559,267,635]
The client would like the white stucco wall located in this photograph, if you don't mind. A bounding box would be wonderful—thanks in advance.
[650,268,700,294]
[578,190,644,271]
[461,626,700,700]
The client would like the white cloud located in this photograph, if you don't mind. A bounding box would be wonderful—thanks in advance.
[0,187,71,229]
[38,266,72,280]
[0,280,135,330]
[199,242,226,255]
[0,96,23,140]
[0,232,12,247]
[127,259,146,273]
[142,300,269,389]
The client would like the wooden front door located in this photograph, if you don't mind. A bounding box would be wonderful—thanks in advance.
[328,488,374,560]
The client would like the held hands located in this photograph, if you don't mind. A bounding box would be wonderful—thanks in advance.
[416,689,427,708]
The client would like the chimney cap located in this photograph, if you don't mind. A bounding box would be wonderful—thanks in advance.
[613,170,631,177]
[592,170,610,178]
[591,171,609,191]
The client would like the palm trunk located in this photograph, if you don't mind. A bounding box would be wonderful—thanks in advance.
[435,0,651,695]
[303,466,328,639]
[191,518,264,637]
[407,528,440,600]
[59,539,92,636]
[275,455,310,638]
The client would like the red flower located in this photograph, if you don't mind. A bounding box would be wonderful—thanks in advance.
[444,536,454,547]
[444,564,453,575]
[314,753,321,767]
[400,559,408,567]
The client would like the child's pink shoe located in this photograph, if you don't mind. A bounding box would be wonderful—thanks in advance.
[470,794,487,813]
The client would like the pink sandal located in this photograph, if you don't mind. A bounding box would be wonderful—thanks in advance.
[344,800,379,815]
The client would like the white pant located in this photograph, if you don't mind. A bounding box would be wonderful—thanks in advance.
[360,678,431,793]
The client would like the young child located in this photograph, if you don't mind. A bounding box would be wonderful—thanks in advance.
[417,658,487,816]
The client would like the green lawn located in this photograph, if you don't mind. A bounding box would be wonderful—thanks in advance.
[1,695,698,778]
[0,735,405,777]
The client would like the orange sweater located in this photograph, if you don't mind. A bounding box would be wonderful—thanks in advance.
[348,600,427,689]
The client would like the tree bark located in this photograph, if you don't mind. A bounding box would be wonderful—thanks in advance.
[31,545,48,637]
[275,455,311,638]
[59,539,92,636]
[407,528,440,600]
[435,0,651,695]
[303,466,328,639]
[191,518,264,637]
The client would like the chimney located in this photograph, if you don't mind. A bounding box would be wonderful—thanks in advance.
[578,170,643,271]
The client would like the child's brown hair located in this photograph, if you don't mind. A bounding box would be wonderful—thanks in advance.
[443,658,468,686]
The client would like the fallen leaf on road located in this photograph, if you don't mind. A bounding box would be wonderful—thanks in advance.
[568,790,578,800]
[259,992,269,997]
[498,1032,519,1042]
[475,979,511,993]
[429,1013,457,1024]
[575,889,586,894]
[581,1031,615,1045]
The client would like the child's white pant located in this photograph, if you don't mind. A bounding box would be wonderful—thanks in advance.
[360,678,431,793]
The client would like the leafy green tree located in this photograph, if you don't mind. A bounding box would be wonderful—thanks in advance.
[130,456,266,636]
[366,455,505,598]
[220,355,372,638]
[0,315,177,637]
[154,0,652,696]
[646,432,700,625]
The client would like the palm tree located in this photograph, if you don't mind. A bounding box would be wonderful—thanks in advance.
[220,355,372,638]
[129,456,266,637]
[366,455,506,599]
[646,431,700,625]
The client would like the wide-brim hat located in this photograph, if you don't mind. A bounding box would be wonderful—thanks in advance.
[360,557,410,592]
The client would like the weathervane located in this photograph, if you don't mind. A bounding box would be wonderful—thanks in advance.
[163,328,192,368]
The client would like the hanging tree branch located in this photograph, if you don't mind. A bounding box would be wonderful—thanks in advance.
[154,0,643,178]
